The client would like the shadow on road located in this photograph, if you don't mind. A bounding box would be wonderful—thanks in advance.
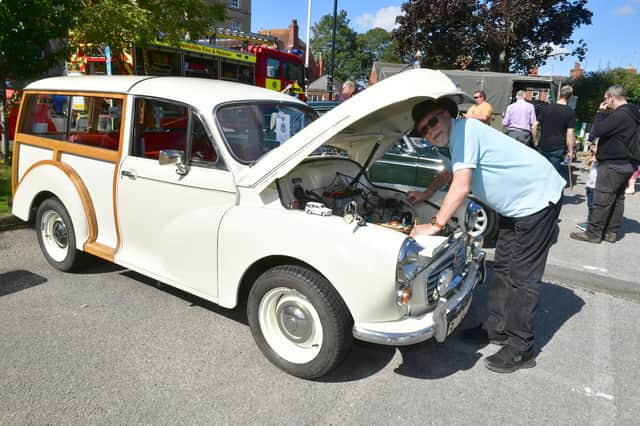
[0,269,47,297]
[108,261,584,382]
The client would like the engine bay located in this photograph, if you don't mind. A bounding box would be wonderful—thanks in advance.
[277,158,424,234]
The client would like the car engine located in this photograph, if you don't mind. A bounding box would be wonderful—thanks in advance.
[278,158,420,234]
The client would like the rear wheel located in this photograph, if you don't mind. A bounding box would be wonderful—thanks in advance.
[36,198,88,271]
[247,265,352,379]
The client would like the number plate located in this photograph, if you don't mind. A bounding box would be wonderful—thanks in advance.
[446,296,472,336]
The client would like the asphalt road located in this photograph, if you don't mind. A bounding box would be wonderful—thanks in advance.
[1,227,639,425]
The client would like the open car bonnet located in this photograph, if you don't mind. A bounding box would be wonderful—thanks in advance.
[235,68,472,193]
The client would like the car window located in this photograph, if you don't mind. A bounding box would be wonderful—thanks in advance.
[132,97,224,169]
[217,103,316,163]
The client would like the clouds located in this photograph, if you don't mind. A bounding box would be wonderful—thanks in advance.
[613,1,640,15]
[354,6,402,32]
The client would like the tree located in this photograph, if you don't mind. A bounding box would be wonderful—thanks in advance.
[310,10,362,83]
[0,0,225,159]
[571,68,640,122]
[394,0,592,73]
[71,0,226,54]
[0,0,81,159]
[357,28,403,65]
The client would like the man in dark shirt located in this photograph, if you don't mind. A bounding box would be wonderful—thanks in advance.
[532,85,576,172]
[571,85,640,243]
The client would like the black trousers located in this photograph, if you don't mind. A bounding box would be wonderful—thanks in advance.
[587,162,633,238]
[484,199,562,352]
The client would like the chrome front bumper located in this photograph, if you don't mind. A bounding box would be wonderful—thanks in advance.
[352,252,485,346]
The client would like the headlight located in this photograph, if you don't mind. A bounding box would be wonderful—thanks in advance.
[396,238,423,285]
[464,200,482,233]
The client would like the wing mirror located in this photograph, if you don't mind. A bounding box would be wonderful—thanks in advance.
[159,149,188,175]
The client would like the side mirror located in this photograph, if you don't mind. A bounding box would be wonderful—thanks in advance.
[159,149,188,175]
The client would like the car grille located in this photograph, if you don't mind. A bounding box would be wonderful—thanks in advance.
[425,237,466,305]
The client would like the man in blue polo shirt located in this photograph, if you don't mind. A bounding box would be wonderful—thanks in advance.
[406,97,565,373]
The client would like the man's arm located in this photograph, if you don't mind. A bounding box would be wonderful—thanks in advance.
[502,105,512,127]
[566,128,576,160]
[410,168,472,237]
[531,121,540,146]
[406,169,453,204]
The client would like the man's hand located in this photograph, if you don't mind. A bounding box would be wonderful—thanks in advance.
[406,190,429,204]
[410,223,441,238]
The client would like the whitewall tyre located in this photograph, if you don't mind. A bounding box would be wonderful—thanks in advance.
[247,265,352,379]
[36,198,87,272]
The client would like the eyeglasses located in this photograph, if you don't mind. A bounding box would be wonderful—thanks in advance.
[418,114,440,136]
[473,95,482,99]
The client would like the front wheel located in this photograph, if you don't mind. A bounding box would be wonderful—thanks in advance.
[247,265,352,379]
[467,196,498,243]
[36,198,88,271]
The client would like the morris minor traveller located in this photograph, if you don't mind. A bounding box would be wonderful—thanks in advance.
[11,69,485,379]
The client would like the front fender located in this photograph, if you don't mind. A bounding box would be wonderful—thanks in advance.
[217,205,407,323]
[12,161,93,250]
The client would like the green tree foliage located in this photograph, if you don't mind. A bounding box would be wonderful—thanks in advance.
[357,28,403,65]
[394,0,592,73]
[571,68,640,122]
[310,10,362,82]
[0,0,81,158]
[72,0,226,54]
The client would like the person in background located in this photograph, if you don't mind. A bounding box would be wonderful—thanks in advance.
[576,141,598,232]
[338,80,355,101]
[531,85,576,172]
[625,165,639,194]
[502,90,536,147]
[571,85,639,243]
[466,90,493,124]
[406,97,564,374]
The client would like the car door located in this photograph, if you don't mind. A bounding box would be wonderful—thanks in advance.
[412,138,445,189]
[368,138,419,186]
[116,97,236,301]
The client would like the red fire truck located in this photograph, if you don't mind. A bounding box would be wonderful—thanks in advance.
[68,34,306,99]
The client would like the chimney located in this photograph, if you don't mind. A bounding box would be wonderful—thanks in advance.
[288,19,299,50]
[570,62,584,79]
[627,64,637,75]
[318,52,324,77]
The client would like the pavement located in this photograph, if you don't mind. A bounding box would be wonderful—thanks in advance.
[1,158,638,299]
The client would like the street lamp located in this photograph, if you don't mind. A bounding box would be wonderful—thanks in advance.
[326,0,338,100]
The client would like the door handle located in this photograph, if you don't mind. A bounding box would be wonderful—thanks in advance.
[121,169,137,179]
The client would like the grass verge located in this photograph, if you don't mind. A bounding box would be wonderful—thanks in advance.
[0,160,11,215]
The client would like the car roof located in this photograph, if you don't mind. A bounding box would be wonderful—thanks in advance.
[25,76,306,109]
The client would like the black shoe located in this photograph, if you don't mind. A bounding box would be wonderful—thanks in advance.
[483,345,536,373]
[570,231,601,243]
[460,325,507,346]
[603,232,617,243]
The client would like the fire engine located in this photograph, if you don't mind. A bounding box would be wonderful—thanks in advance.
[67,29,306,100]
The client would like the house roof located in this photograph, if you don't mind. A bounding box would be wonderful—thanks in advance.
[308,75,343,92]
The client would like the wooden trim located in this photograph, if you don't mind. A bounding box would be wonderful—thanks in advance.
[18,160,98,244]
[84,241,115,262]
[16,134,119,163]
[112,97,127,252]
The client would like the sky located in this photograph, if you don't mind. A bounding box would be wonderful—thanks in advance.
[251,0,640,77]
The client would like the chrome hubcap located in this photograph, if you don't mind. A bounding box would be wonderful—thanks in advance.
[258,287,323,364]
[277,302,313,343]
[41,210,69,262]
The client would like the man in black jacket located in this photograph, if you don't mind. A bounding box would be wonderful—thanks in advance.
[571,85,640,243]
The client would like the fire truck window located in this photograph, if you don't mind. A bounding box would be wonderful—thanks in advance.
[221,59,239,81]
[132,98,188,159]
[284,62,303,86]
[266,58,280,78]
[185,56,218,79]
[68,96,122,151]
[20,94,70,141]
[146,49,181,76]
[239,64,254,85]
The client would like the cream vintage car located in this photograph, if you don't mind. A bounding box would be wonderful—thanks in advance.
[11,69,485,379]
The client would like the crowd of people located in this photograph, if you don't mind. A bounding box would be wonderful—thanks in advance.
[405,82,638,375]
